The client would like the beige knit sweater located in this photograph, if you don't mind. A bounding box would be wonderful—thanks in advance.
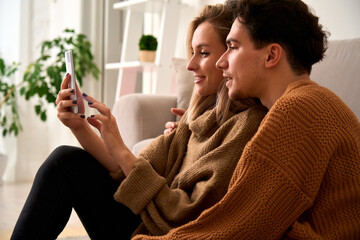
[133,80,360,239]
[111,100,267,236]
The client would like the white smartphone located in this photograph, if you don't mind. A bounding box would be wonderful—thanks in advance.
[64,50,79,114]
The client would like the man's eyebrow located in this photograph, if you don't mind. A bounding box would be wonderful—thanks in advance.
[226,38,239,44]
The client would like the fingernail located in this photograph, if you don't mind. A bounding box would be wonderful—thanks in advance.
[90,115,95,118]
[72,100,77,104]
[88,102,93,105]
[171,123,175,128]
[80,115,85,119]
[82,93,87,97]
[66,73,69,77]
[70,89,74,93]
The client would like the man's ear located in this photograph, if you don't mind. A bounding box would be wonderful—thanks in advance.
[264,43,282,68]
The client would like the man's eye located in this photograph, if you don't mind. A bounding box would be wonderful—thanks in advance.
[200,52,210,56]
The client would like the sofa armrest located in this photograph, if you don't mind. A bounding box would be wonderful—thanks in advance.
[112,93,178,150]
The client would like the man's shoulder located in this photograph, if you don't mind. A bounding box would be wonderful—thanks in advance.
[271,80,358,129]
[279,80,346,114]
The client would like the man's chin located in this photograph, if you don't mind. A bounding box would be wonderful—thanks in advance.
[228,90,241,101]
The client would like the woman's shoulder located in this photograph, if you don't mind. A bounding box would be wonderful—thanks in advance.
[231,103,268,124]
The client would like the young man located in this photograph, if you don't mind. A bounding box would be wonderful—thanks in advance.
[132,0,360,239]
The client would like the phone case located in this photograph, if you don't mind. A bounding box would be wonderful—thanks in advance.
[64,50,79,114]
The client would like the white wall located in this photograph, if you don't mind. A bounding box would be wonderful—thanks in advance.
[174,0,225,59]
[303,0,360,40]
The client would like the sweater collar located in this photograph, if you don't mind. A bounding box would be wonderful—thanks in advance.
[283,79,316,96]
[189,107,217,137]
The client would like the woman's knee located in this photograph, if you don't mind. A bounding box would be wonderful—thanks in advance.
[38,146,89,176]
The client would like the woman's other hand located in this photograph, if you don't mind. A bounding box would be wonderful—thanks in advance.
[84,94,126,155]
[85,94,136,175]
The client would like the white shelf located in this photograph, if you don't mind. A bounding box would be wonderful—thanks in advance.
[105,61,158,70]
[113,0,163,12]
[111,0,181,97]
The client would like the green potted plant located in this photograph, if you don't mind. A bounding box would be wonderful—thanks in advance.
[138,34,158,62]
[0,29,100,137]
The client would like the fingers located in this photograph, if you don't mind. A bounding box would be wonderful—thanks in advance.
[56,73,76,105]
[164,121,176,135]
[56,88,77,105]
[57,111,85,120]
[165,121,176,129]
[164,128,173,135]
[87,115,102,132]
[57,97,78,112]
[171,108,186,117]
[83,93,112,117]
[61,73,71,90]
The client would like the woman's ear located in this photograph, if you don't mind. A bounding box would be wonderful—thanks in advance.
[264,43,282,68]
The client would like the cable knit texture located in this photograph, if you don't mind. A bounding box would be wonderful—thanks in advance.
[111,98,267,236]
[132,80,360,239]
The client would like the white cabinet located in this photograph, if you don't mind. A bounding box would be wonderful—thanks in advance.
[107,0,183,101]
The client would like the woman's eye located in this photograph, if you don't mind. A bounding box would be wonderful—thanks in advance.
[200,51,210,56]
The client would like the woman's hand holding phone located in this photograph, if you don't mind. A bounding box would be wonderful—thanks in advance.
[56,73,86,130]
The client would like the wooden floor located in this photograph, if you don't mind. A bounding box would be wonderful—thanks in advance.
[0,182,88,240]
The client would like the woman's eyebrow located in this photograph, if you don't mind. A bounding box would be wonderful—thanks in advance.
[195,43,210,48]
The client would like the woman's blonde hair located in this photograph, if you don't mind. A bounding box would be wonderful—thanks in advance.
[185,4,259,125]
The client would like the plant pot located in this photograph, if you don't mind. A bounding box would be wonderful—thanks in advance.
[0,153,7,184]
[139,50,156,62]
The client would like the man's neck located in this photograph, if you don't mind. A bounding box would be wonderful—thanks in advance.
[260,73,310,110]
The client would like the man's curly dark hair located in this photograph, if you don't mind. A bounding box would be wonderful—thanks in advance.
[225,0,329,74]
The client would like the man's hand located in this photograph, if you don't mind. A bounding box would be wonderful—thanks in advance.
[164,108,186,135]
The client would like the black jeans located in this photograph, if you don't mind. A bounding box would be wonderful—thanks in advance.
[11,145,141,240]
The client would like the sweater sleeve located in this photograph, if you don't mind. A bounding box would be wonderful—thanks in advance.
[113,117,191,211]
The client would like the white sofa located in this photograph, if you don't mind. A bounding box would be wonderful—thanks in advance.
[112,38,360,154]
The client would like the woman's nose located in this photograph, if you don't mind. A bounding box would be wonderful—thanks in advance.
[186,55,198,71]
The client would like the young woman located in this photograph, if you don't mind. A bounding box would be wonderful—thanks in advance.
[11,4,267,240]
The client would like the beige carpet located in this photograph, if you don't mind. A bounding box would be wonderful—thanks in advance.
[58,236,89,240]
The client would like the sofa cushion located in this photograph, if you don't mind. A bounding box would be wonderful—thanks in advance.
[171,58,194,121]
[132,138,155,156]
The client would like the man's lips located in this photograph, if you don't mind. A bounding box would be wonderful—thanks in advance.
[194,75,205,84]
[223,75,233,88]
[223,74,232,80]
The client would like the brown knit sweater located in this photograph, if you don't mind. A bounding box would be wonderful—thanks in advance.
[133,80,360,239]
[111,100,267,236]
